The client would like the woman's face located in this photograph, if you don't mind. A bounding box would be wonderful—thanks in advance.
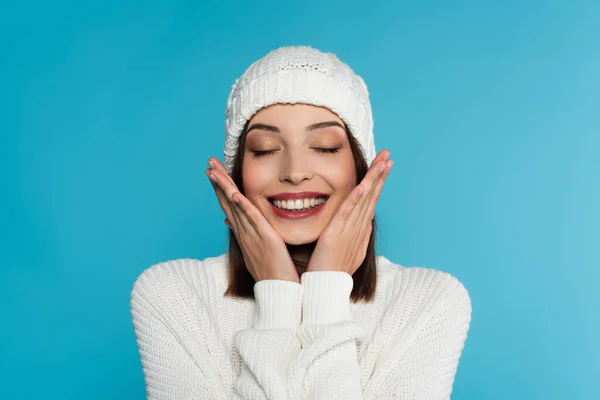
[242,103,357,245]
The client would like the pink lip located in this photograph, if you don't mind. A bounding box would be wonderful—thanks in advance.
[268,191,329,201]
[268,192,329,220]
[269,200,327,220]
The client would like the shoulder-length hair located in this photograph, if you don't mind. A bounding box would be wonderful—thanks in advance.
[224,119,377,303]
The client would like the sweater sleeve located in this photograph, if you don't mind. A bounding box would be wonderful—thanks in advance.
[232,279,304,399]
[130,266,228,400]
[364,272,472,399]
[292,271,367,399]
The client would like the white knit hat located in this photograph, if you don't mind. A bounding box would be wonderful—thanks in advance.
[223,45,375,173]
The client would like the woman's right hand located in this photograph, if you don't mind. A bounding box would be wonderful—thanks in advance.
[206,158,300,283]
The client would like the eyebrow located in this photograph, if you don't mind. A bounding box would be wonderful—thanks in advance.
[246,120,346,134]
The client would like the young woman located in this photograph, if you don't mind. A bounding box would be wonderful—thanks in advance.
[130,46,472,399]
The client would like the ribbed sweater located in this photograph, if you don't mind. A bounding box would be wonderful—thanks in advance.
[130,253,472,399]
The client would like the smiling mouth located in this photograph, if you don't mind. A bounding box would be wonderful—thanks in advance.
[268,196,329,212]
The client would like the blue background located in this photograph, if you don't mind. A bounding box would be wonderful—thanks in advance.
[2,0,598,398]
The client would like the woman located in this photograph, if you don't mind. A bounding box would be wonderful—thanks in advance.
[130,46,472,399]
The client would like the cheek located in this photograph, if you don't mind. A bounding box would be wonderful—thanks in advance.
[241,160,273,198]
[322,156,356,193]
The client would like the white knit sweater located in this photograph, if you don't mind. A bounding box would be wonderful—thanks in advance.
[130,253,472,399]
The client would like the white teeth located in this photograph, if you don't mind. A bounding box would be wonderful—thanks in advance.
[272,196,327,211]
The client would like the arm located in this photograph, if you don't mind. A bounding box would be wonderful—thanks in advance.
[131,264,305,400]
[232,279,304,399]
[292,271,367,400]
[130,267,228,400]
[364,274,472,399]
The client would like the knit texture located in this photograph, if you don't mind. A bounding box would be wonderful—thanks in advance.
[130,254,472,399]
[224,46,376,174]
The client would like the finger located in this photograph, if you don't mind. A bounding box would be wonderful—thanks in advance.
[334,183,367,224]
[208,158,236,186]
[208,168,266,238]
[339,157,389,235]
[230,192,265,237]
[370,149,391,168]
[367,159,392,206]
[208,168,243,203]
[206,169,261,252]
[207,169,247,234]
[362,159,393,227]
[206,169,231,210]
[206,168,234,206]
[366,160,387,197]
[206,168,242,231]
[350,159,388,217]
[333,156,387,225]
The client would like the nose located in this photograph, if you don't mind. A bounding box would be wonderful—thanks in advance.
[280,153,312,185]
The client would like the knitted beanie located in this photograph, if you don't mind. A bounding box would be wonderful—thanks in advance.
[223,45,375,173]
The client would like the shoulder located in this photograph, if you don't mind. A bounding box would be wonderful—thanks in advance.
[376,255,472,321]
[130,253,229,308]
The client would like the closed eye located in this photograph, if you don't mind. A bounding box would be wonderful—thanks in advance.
[252,149,279,158]
[314,147,340,154]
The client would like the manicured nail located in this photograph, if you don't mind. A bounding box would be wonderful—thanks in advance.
[208,172,217,182]
[358,186,364,196]
[387,160,394,170]
[232,194,240,203]
[383,151,390,161]
[379,163,386,173]
[208,159,214,168]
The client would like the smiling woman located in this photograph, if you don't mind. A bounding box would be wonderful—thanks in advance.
[130,46,472,399]
[226,104,378,300]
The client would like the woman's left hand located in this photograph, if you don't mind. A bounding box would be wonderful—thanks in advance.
[307,150,393,275]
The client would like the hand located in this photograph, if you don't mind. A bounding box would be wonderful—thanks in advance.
[307,150,393,275]
[206,158,299,283]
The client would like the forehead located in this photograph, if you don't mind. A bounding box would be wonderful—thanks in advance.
[248,104,345,127]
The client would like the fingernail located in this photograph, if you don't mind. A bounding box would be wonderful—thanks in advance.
[232,194,240,203]
[208,159,214,168]
[383,151,390,161]
[358,186,364,196]
[379,163,386,173]
[208,172,217,182]
[387,160,394,170]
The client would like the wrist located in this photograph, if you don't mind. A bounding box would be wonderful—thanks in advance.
[253,279,303,330]
[301,271,354,325]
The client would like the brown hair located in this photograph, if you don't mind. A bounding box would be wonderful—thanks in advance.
[224,120,378,303]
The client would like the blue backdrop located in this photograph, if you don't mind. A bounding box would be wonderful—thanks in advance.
[2,1,598,398]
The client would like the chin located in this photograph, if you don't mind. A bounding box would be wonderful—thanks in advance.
[278,229,321,246]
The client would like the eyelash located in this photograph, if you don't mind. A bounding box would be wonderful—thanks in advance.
[252,148,340,158]
[252,149,277,157]
[315,147,340,154]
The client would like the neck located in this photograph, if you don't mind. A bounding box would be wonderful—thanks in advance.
[286,242,316,276]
